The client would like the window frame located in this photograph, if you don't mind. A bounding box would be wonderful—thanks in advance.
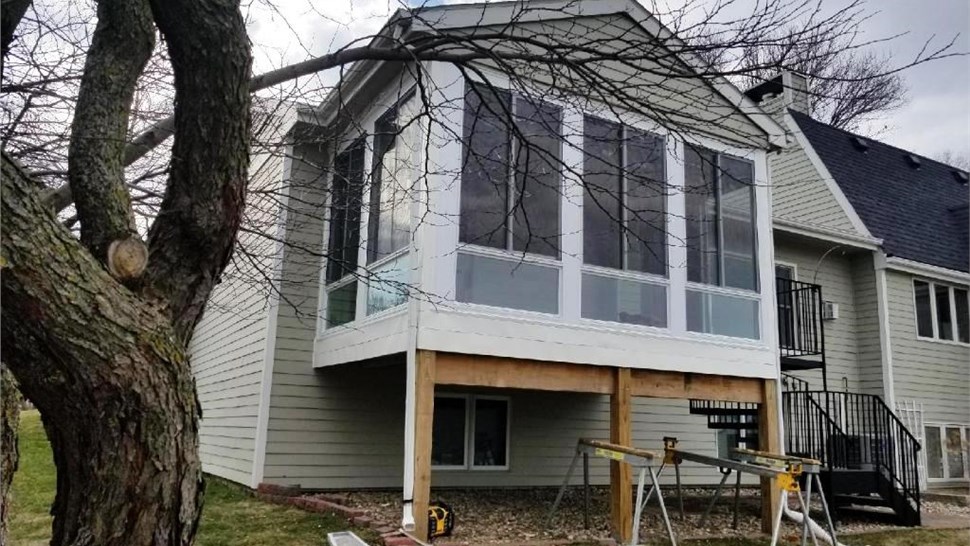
[455,245,563,317]
[580,115,669,276]
[458,81,565,260]
[322,137,367,330]
[913,278,970,345]
[924,423,970,482]
[684,146,760,293]
[431,393,512,472]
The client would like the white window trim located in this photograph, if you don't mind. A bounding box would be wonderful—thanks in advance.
[431,393,512,472]
[924,423,970,482]
[913,278,970,346]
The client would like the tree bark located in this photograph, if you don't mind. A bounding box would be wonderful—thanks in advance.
[1,154,203,546]
[0,364,22,545]
[68,0,155,264]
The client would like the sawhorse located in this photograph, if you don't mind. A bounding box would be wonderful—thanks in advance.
[547,439,677,546]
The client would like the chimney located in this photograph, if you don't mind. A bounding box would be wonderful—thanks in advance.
[744,71,811,117]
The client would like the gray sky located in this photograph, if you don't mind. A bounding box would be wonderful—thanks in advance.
[857,0,969,160]
[246,0,969,161]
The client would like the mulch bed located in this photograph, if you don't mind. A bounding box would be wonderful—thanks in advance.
[308,487,970,545]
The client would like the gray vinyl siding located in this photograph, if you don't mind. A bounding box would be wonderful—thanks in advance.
[189,147,285,485]
[773,234,864,391]
[885,270,970,425]
[264,359,743,490]
[769,133,857,233]
[851,254,885,397]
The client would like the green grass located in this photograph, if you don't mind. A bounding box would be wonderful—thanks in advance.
[7,410,968,546]
[7,410,378,546]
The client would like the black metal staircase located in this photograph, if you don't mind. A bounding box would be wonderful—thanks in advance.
[689,277,922,526]
[783,387,922,526]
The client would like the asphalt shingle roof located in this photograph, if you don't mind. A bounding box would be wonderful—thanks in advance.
[790,110,970,273]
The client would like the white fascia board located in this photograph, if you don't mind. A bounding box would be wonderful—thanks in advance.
[783,113,874,239]
[772,218,882,251]
[879,255,970,285]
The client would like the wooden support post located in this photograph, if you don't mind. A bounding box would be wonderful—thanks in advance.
[610,367,632,543]
[758,378,781,534]
[413,350,436,541]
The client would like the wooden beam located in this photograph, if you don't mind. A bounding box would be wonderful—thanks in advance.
[610,368,633,544]
[434,352,614,394]
[630,369,762,403]
[758,379,781,534]
[412,350,436,541]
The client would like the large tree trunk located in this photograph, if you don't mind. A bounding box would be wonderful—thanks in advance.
[2,0,249,542]
[1,365,21,544]
[1,155,203,546]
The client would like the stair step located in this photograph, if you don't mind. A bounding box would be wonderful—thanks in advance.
[833,494,891,508]
[691,408,760,417]
[706,422,759,430]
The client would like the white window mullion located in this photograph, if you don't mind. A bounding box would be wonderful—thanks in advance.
[948,287,959,342]
[666,139,687,333]
[355,138,374,322]
[560,108,585,320]
[928,281,939,339]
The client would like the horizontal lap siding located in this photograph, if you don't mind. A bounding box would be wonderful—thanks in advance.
[886,271,970,424]
[773,237,862,391]
[851,255,885,397]
[189,145,285,485]
[770,139,856,233]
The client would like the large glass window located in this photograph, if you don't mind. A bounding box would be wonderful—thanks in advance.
[366,254,409,315]
[914,280,970,343]
[367,95,414,264]
[456,253,559,314]
[582,116,666,275]
[684,146,759,339]
[432,395,510,470]
[582,273,666,327]
[327,140,365,284]
[460,81,562,258]
[686,289,760,339]
[324,139,365,328]
[685,147,758,291]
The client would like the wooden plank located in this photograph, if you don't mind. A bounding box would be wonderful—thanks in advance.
[629,369,762,403]
[413,350,437,541]
[610,368,632,544]
[758,379,781,534]
[434,352,614,394]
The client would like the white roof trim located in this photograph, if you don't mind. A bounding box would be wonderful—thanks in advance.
[878,255,970,285]
[783,112,874,239]
[772,217,882,251]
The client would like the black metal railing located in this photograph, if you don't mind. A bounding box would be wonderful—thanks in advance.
[776,277,825,359]
[782,390,921,523]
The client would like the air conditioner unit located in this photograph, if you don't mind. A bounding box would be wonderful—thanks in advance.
[822,301,839,321]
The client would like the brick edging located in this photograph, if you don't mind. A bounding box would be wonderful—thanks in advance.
[255,483,418,546]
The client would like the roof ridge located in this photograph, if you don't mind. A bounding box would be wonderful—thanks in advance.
[788,109,969,174]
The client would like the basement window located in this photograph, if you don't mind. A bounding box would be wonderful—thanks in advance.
[432,394,510,470]
[924,424,970,480]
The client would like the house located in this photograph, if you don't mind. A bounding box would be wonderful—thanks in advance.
[743,73,969,510]
[186,1,961,541]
